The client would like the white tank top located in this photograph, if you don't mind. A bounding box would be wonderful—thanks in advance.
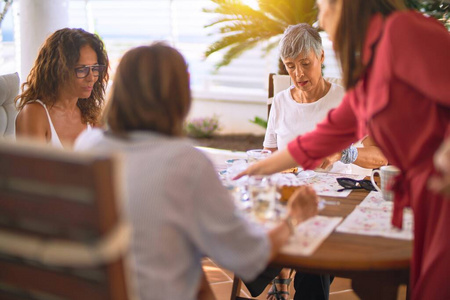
[32,100,92,149]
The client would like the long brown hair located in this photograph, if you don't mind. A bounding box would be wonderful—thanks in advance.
[15,28,109,125]
[332,0,406,89]
[106,43,191,136]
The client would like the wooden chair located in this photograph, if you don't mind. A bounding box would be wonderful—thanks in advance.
[267,73,292,119]
[230,273,256,300]
[231,73,344,300]
[0,140,134,300]
[229,73,294,300]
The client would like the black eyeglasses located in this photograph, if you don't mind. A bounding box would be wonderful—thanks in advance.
[74,64,106,78]
[336,177,376,192]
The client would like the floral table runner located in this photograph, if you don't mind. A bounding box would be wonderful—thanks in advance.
[336,191,413,240]
[281,215,343,256]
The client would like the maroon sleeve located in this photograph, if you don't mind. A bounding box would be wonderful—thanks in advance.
[287,93,359,169]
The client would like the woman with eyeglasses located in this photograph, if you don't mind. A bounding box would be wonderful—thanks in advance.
[15,28,109,149]
[236,0,450,299]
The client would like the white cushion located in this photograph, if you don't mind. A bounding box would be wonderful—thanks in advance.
[0,72,20,139]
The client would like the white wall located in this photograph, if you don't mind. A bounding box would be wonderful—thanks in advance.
[19,0,69,81]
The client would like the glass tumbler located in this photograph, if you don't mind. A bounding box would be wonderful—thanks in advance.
[248,175,276,222]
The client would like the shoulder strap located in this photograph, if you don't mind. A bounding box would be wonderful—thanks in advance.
[30,100,64,148]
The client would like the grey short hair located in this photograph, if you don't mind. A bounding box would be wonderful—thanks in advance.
[279,23,323,60]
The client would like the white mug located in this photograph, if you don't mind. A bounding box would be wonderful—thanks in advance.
[370,165,401,201]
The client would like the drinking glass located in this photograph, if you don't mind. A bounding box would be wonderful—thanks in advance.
[226,159,250,208]
[248,175,276,222]
[246,149,272,164]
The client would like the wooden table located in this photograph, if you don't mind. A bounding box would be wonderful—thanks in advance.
[272,188,412,300]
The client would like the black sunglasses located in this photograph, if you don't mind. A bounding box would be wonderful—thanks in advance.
[74,64,106,78]
[336,177,376,192]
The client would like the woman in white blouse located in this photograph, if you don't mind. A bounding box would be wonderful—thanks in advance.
[261,23,387,300]
[265,24,387,174]
[75,42,318,300]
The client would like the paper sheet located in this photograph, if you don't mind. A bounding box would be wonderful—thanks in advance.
[358,190,393,211]
[281,215,343,256]
[336,191,413,240]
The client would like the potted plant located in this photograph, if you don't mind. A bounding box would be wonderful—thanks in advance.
[186,115,221,138]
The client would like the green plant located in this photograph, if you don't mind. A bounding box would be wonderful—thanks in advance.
[411,0,449,30]
[186,115,221,138]
[249,116,268,129]
[203,0,316,72]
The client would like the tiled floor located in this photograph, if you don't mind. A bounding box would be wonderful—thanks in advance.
[203,258,407,300]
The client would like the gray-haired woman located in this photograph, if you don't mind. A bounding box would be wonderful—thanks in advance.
[257,23,387,300]
[264,23,387,173]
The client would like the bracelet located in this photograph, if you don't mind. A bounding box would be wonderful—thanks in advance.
[284,216,298,235]
[340,145,358,164]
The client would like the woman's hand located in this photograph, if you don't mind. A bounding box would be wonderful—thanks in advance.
[428,139,450,196]
[266,185,318,260]
[434,139,450,173]
[317,152,341,170]
[287,186,319,224]
[233,149,298,179]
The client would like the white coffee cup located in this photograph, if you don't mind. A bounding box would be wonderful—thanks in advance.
[370,165,401,201]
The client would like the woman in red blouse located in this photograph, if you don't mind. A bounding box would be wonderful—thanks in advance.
[237,0,450,299]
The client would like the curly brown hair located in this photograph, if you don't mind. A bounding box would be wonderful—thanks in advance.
[15,28,109,125]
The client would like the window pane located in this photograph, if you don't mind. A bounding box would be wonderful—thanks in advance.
[1,0,340,100]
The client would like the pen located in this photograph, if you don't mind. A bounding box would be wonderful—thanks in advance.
[319,199,341,206]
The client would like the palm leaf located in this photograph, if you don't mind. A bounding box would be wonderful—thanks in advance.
[204,30,263,57]
[204,0,448,69]
[217,38,262,69]
[203,0,317,69]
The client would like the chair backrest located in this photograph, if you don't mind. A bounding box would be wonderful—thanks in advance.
[0,72,20,139]
[0,141,135,300]
[267,73,292,118]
